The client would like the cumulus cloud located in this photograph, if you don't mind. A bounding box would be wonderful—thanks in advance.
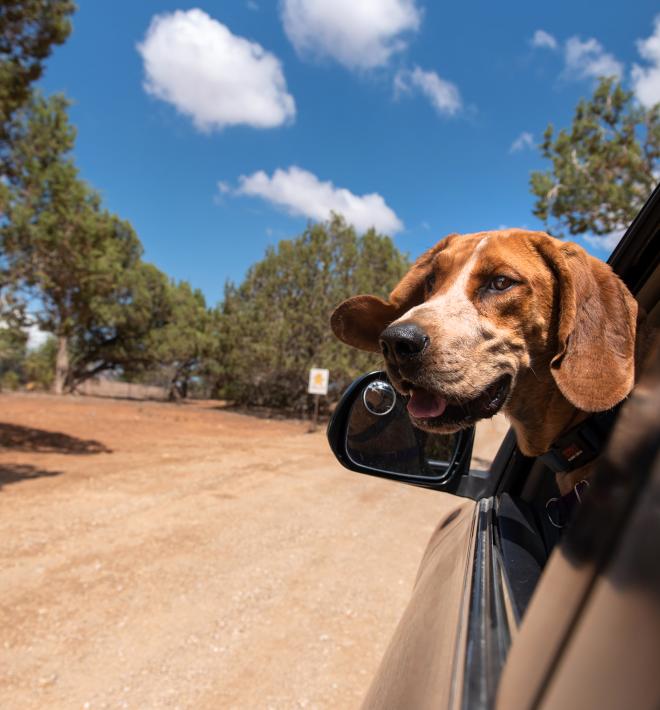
[510,131,534,153]
[563,36,623,81]
[531,29,558,50]
[632,16,660,109]
[281,0,422,70]
[230,166,403,234]
[394,66,462,116]
[137,9,295,131]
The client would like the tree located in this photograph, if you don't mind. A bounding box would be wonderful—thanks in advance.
[214,215,409,411]
[0,321,27,389]
[65,261,172,389]
[1,92,172,392]
[141,280,214,400]
[530,78,660,239]
[0,0,75,147]
[0,1,75,309]
[23,335,56,389]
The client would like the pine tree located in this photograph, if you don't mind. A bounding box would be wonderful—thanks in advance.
[530,78,660,239]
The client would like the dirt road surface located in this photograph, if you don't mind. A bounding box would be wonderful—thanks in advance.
[0,393,507,709]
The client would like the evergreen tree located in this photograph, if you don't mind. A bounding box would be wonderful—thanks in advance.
[138,280,214,400]
[214,215,409,410]
[0,322,27,389]
[23,335,56,389]
[1,92,172,391]
[531,78,660,239]
[0,0,75,148]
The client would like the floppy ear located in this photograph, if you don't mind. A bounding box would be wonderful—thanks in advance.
[534,238,638,412]
[330,239,452,352]
[330,295,400,352]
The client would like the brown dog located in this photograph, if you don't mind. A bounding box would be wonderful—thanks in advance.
[331,229,644,494]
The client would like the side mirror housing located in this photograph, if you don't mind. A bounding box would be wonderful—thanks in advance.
[327,371,475,492]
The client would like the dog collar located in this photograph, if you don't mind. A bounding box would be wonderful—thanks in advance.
[538,404,623,475]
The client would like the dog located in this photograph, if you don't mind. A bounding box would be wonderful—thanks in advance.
[331,229,648,496]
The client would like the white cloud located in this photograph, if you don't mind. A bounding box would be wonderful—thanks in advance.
[230,166,403,234]
[632,16,660,108]
[394,66,462,116]
[281,0,421,70]
[137,9,295,131]
[563,36,623,81]
[583,230,624,253]
[510,131,534,153]
[531,30,558,50]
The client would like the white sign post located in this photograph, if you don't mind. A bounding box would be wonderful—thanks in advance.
[308,368,329,431]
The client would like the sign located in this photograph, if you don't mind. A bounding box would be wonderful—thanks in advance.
[308,368,329,396]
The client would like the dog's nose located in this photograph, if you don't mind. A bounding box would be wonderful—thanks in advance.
[379,323,429,363]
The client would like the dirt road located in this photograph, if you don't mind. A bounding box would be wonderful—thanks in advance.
[0,393,507,709]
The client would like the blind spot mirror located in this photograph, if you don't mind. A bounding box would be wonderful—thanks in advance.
[363,380,397,416]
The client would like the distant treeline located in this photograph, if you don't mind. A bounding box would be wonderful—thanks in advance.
[1,201,408,408]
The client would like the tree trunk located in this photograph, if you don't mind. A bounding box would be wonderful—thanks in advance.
[168,373,181,402]
[53,335,69,395]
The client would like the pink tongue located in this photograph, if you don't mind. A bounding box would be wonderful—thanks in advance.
[407,389,447,419]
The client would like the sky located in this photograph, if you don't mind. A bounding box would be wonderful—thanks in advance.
[37,0,660,307]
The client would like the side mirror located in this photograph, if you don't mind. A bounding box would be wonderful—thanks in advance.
[327,371,474,491]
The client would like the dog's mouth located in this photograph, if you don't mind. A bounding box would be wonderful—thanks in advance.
[404,374,512,431]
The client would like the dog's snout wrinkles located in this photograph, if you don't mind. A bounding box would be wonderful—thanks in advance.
[379,323,429,363]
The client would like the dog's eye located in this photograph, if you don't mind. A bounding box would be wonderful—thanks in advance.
[488,275,515,292]
[425,273,436,295]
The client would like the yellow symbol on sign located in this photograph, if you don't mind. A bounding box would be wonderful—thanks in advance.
[313,372,324,386]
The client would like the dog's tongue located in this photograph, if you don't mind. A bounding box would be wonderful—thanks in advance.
[407,389,447,419]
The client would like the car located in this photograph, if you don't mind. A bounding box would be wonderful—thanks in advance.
[327,185,660,710]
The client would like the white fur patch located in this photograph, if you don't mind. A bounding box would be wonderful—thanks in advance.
[400,237,488,336]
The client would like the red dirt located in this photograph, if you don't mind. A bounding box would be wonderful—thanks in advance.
[0,392,507,709]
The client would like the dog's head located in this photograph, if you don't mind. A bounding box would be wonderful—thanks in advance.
[331,230,638,435]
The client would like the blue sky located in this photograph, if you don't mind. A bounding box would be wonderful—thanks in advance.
[38,1,660,306]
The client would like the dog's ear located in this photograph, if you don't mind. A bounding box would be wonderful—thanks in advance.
[534,237,638,412]
[330,295,400,352]
[330,239,451,352]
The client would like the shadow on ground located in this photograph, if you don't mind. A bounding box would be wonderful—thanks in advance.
[0,463,63,490]
[0,423,112,455]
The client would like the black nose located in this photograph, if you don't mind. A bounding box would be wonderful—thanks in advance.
[379,323,429,363]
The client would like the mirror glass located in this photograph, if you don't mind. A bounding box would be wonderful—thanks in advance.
[346,377,460,479]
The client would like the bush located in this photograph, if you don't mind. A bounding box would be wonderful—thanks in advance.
[24,337,57,390]
[0,370,20,391]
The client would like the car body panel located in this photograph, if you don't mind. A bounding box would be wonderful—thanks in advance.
[361,496,476,710]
